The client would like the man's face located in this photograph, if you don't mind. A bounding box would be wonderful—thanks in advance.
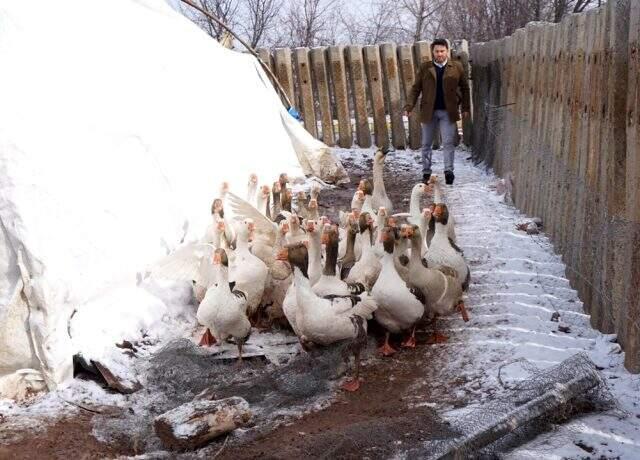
[432,44,448,64]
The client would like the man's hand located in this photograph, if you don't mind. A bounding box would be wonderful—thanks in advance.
[462,111,470,119]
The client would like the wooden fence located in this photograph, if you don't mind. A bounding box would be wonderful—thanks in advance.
[471,0,640,371]
[257,40,472,149]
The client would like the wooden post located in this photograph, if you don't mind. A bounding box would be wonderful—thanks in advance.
[458,40,473,147]
[380,43,406,149]
[257,48,274,73]
[293,48,317,138]
[345,45,372,148]
[413,41,439,148]
[327,46,353,148]
[274,48,295,108]
[364,45,389,148]
[310,47,335,146]
[398,44,421,149]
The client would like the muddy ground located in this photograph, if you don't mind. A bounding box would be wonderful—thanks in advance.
[1,149,479,459]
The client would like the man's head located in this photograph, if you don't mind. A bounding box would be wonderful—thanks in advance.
[431,39,449,64]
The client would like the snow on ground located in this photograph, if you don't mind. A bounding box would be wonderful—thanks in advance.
[2,145,640,457]
[333,146,640,458]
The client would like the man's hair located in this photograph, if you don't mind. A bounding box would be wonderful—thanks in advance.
[430,39,449,52]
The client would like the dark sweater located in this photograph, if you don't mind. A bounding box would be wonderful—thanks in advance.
[434,63,446,110]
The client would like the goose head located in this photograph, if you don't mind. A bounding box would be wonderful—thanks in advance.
[358,178,373,196]
[308,198,318,214]
[305,219,318,235]
[281,188,293,212]
[380,226,397,254]
[310,184,321,201]
[421,207,432,224]
[211,198,224,217]
[412,182,429,197]
[433,204,450,225]
[374,148,388,164]
[248,173,258,187]
[351,190,365,211]
[280,220,290,236]
[260,185,271,200]
[278,173,289,190]
[272,180,281,196]
[400,224,421,242]
[358,211,374,235]
[283,242,309,278]
[212,247,229,267]
[238,218,255,242]
[219,182,229,199]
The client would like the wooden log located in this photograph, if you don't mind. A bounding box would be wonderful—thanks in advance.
[310,47,335,146]
[327,46,353,148]
[380,42,406,149]
[364,45,389,148]
[345,45,372,147]
[273,48,295,108]
[434,353,603,459]
[398,43,421,149]
[154,397,252,451]
[293,47,317,138]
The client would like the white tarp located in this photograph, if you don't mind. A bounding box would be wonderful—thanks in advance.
[0,0,345,398]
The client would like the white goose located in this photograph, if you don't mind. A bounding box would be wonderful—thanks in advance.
[345,212,381,292]
[314,224,365,297]
[285,243,377,392]
[403,224,468,343]
[263,221,293,325]
[371,148,393,213]
[196,248,250,361]
[430,176,457,244]
[231,219,269,319]
[425,204,470,290]
[372,226,425,356]
[246,173,259,203]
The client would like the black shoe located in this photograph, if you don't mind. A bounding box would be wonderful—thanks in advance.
[423,173,431,184]
[444,170,455,185]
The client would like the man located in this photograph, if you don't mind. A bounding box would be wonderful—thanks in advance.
[405,39,470,185]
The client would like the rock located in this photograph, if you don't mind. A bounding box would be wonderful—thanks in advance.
[550,312,560,322]
[532,217,543,228]
[525,222,539,234]
[93,360,142,394]
[558,323,571,334]
[154,396,252,451]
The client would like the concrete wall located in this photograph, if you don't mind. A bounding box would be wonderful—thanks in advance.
[470,1,640,371]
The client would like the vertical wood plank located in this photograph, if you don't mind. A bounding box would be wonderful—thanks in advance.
[380,43,406,149]
[398,44,421,149]
[345,45,372,148]
[309,47,335,146]
[293,48,317,138]
[327,46,353,148]
[364,45,389,148]
[274,48,295,106]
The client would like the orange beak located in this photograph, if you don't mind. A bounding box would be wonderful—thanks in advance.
[306,222,315,232]
[275,248,288,261]
[212,252,221,264]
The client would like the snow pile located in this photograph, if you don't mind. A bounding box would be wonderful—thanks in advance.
[0,0,343,395]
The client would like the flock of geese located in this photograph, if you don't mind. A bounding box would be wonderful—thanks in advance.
[152,149,470,392]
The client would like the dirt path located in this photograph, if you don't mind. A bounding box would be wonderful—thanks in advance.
[219,327,460,460]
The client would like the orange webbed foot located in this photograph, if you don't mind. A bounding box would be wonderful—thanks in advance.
[199,328,217,347]
[457,301,470,322]
[340,378,361,392]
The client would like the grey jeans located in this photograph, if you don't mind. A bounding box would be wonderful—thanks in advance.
[421,110,457,174]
